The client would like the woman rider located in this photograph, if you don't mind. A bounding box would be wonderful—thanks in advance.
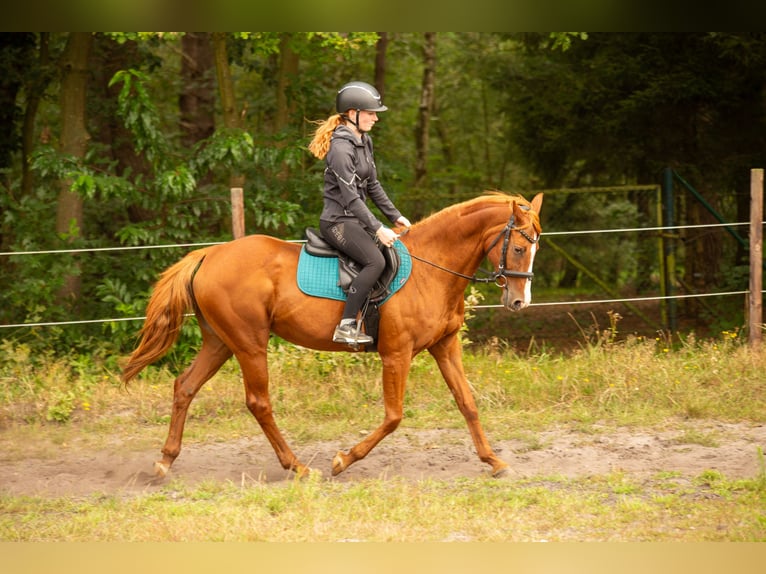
[308,81,411,345]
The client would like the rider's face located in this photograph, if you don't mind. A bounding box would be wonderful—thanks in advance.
[350,110,378,133]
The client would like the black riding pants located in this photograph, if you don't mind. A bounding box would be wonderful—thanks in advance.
[319,219,386,321]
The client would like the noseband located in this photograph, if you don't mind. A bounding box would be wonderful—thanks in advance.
[408,211,539,286]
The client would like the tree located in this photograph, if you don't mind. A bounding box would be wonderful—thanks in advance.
[274,33,299,134]
[495,32,766,299]
[0,33,36,171]
[374,32,388,100]
[213,32,247,238]
[55,32,92,303]
[180,32,215,147]
[9,32,48,195]
[414,32,436,189]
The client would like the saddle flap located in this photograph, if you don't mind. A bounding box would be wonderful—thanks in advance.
[369,244,400,302]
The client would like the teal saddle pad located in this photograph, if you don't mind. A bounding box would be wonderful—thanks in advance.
[297,241,412,304]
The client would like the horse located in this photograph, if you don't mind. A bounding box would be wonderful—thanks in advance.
[122,192,544,479]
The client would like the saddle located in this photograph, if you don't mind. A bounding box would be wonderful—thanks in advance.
[303,227,401,304]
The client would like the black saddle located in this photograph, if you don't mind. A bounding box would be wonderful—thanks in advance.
[303,227,401,304]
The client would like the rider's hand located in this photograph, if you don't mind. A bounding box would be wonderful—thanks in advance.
[376,226,398,247]
[396,216,411,228]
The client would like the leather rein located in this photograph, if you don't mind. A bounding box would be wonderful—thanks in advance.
[405,211,539,287]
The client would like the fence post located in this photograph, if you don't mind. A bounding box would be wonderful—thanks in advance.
[661,168,677,332]
[749,169,763,348]
[231,187,245,239]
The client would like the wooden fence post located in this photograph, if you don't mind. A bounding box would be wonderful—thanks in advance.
[749,169,763,348]
[231,187,245,239]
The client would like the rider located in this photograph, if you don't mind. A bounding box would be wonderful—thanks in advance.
[308,81,411,345]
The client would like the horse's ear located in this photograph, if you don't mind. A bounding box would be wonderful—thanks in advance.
[530,193,544,215]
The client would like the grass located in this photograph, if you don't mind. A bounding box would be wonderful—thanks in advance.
[2,327,765,441]
[0,328,765,541]
[1,469,764,542]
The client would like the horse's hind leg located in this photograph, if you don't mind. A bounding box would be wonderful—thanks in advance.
[155,334,232,477]
[237,342,313,478]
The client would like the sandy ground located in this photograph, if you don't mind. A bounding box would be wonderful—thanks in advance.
[2,300,761,498]
[1,421,764,498]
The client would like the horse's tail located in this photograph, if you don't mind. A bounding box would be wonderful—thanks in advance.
[121,248,209,384]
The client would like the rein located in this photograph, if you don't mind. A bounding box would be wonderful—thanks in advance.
[406,212,539,287]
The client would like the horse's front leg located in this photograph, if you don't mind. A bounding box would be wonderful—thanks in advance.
[332,353,412,476]
[428,334,510,477]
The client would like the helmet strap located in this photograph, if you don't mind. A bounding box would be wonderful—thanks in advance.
[343,109,367,133]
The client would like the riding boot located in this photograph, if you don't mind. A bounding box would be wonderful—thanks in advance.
[333,321,373,345]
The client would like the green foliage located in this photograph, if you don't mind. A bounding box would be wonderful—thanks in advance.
[0,339,118,425]
[537,191,644,290]
[2,63,308,356]
[192,127,254,173]
[547,32,589,51]
[110,69,170,170]
[3,32,765,359]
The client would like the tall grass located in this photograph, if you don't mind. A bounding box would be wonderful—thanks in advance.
[1,326,764,453]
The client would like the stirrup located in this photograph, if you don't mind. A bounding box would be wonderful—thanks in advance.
[333,323,373,345]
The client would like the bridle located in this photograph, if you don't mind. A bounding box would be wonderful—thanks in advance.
[406,210,539,287]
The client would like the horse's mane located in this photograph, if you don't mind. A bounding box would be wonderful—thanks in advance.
[413,191,541,234]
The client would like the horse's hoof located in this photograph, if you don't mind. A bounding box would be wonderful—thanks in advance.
[154,461,170,478]
[492,464,511,479]
[332,452,348,476]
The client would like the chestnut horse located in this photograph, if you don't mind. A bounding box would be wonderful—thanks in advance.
[122,192,543,479]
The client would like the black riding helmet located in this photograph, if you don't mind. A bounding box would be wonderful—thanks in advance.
[336,81,388,113]
[336,81,387,131]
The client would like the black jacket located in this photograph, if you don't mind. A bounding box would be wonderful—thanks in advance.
[319,125,402,232]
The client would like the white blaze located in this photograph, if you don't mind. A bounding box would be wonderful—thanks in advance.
[523,238,539,306]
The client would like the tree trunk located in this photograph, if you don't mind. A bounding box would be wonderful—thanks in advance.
[213,34,243,134]
[433,98,458,202]
[13,33,45,196]
[414,32,436,188]
[56,32,92,303]
[0,33,34,170]
[180,32,215,147]
[273,33,299,186]
[374,33,388,100]
[274,33,298,134]
[213,33,246,238]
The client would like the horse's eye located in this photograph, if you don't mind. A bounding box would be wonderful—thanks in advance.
[514,245,525,255]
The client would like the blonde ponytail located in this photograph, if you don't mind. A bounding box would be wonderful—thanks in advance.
[308,114,344,160]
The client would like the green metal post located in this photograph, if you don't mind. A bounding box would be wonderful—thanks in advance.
[662,168,677,332]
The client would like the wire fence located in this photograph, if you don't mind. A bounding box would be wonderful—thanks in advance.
[0,221,761,330]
